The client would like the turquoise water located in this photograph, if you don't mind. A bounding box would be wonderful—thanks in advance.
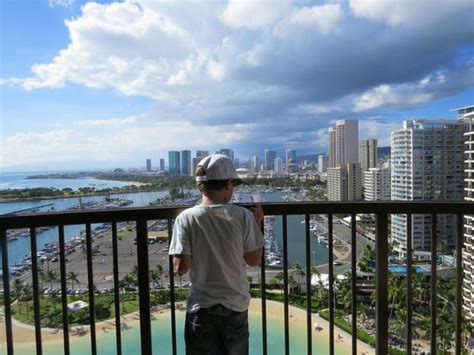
[388,265,425,273]
[11,311,339,355]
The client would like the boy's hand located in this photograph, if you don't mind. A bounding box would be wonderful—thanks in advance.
[250,204,264,227]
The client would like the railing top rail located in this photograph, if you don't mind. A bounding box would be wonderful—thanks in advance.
[0,200,472,229]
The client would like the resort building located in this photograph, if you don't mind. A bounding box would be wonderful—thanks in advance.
[328,127,337,168]
[391,119,465,258]
[364,167,391,201]
[327,163,362,201]
[455,105,474,323]
[168,151,180,176]
[146,159,152,172]
[180,150,191,176]
[317,154,328,174]
[359,139,377,172]
[159,158,165,171]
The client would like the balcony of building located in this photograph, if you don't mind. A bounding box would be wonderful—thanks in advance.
[1,201,473,354]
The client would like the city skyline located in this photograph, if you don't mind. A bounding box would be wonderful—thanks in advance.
[1,0,473,171]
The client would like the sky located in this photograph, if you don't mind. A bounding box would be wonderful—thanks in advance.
[1,0,473,172]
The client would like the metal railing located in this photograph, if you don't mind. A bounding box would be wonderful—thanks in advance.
[1,201,473,355]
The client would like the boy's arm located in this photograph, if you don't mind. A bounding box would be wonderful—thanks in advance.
[244,248,262,267]
[173,255,192,275]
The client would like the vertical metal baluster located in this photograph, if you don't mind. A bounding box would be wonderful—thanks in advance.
[111,222,122,355]
[282,214,289,355]
[260,221,267,355]
[375,213,388,355]
[30,227,43,355]
[168,219,177,355]
[406,214,413,354]
[328,214,334,355]
[430,214,437,355]
[1,229,13,355]
[455,214,463,355]
[305,214,312,355]
[136,218,152,355]
[351,213,357,355]
[86,223,97,355]
[58,225,70,355]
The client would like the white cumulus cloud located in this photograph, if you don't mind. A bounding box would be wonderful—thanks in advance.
[221,0,291,29]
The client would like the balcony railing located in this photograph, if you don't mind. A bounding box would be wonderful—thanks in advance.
[1,201,473,354]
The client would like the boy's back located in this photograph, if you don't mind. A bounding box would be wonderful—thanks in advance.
[170,203,263,313]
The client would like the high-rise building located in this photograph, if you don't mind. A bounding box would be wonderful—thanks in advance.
[327,163,362,201]
[250,155,260,173]
[180,150,191,176]
[191,157,199,176]
[391,119,465,257]
[328,120,358,168]
[285,149,296,165]
[159,158,165,171]
[217,149,234,162]
[336,120,359,165]
[327,167,347,201]
[364,168,391,201]
[196,150,209,159]
[328,128,337,168]
[264,149,276,171]
[317,155,328,174]
[168,151,180,176]
[274,157,283,173]
[359,139,377,172]
[455,105,474,323]
[146,159,152,172]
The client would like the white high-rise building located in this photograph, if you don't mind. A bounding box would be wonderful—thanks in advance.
[455,105,474,323]
[285,149,296,165]
[364,168,391,201]
[359,139,377,172]
[336,120,359,165]
[391,119,465,258]
[250,155,260,173]
[274,157,284,173]
[328,128,337,168]
[327,167,347,201]
[327,163,362,201]
[318,155,328,174]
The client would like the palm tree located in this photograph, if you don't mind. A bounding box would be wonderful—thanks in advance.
[156,265,164,287]
[12,279,25,313]
[66,271,80,296]
[150,269,160,300]
[46,270,58,290]
[118,278,127,312]
[292,262,305,294]
[273,272,284,294]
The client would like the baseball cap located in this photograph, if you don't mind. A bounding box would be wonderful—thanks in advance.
[195,154,247,185]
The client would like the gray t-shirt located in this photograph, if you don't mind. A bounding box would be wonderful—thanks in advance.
[169,204,264,312]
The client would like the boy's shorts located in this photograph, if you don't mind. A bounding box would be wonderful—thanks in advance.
[184,304,249,355]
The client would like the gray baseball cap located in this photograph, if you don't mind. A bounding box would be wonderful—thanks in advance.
[195,154,247,185]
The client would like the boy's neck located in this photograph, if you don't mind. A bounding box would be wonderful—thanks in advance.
[201,194,228,205]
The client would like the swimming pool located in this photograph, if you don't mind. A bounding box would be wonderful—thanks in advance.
[388,265,426,273]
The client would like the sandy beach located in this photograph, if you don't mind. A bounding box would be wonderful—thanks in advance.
[0,299,375,354]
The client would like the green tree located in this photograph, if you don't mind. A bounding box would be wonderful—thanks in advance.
[66,271,80,297]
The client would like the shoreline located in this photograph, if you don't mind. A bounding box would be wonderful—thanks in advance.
[0,300,375,354]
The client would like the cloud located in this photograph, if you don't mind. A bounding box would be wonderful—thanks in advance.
[275,3,342,36]
[2,0,473,167]
[349,0,473,27]
[353,64,474,112]
[77,115,143,127]
[221,0,291,29]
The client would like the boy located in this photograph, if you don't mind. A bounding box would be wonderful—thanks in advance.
[169,154,264,355]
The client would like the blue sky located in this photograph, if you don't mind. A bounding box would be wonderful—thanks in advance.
[1,0,473,171]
